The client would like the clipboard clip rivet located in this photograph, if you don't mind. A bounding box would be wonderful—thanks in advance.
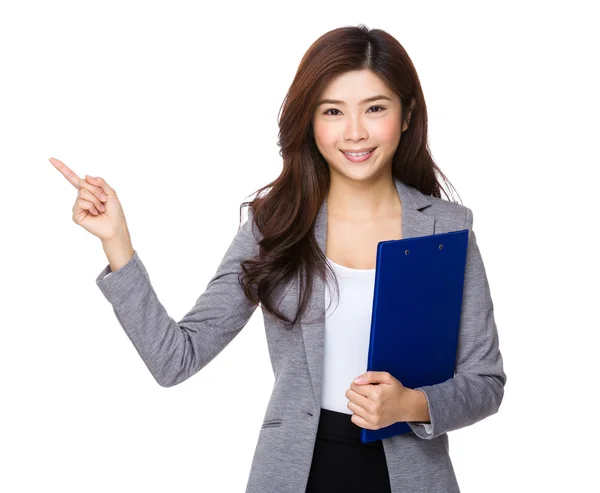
[439,244,443,250]
[405,249,410,255]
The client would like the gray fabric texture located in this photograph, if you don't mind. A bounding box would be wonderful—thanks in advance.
[96,178,507,492]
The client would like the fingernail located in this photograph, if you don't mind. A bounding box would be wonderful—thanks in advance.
[101,193,107,200]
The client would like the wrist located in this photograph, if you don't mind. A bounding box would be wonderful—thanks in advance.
[101,228,134,273]
[102,225,131,247]
[408,388,431,423]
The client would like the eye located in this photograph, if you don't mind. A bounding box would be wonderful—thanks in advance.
[322,105,387,116]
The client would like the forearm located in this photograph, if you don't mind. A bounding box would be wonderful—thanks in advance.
[102,228,134,273]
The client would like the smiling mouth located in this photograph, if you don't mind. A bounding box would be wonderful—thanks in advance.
[340,147,377,162]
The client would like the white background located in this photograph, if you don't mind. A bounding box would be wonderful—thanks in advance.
[1,0,598,491]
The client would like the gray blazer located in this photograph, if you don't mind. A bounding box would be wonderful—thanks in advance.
[96,177,506,493]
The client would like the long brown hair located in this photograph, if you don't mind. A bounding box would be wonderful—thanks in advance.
[238,24,459,329]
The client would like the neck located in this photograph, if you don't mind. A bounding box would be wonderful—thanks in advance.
[326,173,401,222]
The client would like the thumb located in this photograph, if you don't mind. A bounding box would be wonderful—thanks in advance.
[354,371,389,384]
[85,175,116,196]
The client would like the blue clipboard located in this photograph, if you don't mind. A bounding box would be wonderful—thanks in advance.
[360,229,469,444]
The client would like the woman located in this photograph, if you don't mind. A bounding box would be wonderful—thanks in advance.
[51,24,506,493]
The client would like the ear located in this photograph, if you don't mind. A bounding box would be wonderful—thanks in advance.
[402,97,416,132]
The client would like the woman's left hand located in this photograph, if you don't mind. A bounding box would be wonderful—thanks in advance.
[346,371,413,430]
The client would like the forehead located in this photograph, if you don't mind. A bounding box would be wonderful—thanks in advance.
[318,70,395,102]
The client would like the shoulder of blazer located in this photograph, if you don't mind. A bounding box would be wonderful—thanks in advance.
[240,206,263,243]
[419,194,474,232]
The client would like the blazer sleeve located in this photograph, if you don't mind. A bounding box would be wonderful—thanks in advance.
[95,209,261,388]
[406,206,507,439]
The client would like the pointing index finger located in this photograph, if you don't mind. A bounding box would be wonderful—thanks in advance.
[49,157,81,189]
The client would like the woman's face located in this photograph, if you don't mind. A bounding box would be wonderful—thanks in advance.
[312,69,410,185]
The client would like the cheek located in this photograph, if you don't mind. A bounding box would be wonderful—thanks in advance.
[375,118,402,144]
[313,121,338,151]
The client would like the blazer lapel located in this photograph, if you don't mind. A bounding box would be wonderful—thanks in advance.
[300,178,435,409]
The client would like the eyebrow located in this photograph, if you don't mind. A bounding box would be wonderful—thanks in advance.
[316,94,393,106]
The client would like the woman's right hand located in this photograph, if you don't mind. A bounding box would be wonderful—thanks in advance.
[49,157,129,242]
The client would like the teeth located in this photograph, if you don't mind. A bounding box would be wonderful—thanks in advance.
[344,149,373,157]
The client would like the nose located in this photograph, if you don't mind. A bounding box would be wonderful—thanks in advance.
[343,115,368,142]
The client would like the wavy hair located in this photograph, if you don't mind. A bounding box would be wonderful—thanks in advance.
[238,24,459,329]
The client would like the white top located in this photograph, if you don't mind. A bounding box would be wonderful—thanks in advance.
[322,257,433,434]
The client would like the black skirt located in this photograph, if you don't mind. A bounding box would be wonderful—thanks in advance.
[305,408,392,493]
